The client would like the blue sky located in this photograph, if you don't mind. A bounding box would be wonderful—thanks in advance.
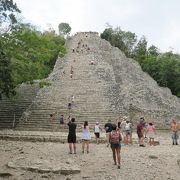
[14,0,180,53]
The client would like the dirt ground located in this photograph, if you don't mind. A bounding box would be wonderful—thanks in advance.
[0,131,179,180]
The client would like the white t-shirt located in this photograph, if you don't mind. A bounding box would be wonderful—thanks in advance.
[94,125,100,133]
[120,120,126,131]
[125,122,131,131]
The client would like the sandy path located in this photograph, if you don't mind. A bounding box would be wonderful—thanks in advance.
[0,131,179,180]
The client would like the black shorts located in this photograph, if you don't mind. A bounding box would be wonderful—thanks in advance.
[94,133,100,138]
[60,121,64,124]
[137,132,143,138]
[111,143,121,149]
[68,135,76,143]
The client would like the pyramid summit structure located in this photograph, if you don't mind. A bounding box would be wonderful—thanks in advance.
[1,32,180,131]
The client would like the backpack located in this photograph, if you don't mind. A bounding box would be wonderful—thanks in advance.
[110,131,121,144]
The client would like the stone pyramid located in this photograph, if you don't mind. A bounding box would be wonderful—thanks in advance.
[15,32,180,131]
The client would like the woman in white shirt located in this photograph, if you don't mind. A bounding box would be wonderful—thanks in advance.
[81,121,91,153]
[94,122,102,144]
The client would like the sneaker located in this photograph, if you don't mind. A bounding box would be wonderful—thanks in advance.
[176,143,178,145]
[139,144,145,147]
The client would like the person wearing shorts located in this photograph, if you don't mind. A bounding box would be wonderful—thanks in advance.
[146,122,156,146]
[81,121,91,153]
[94,122,102,144]
[137,117,146,147]
[109,124,122,169]
[124,120,132,145]
[59,115,65,128]
[171,118,179,145]
[67,118,77,154]
[120,116,127,144]
[104,120,113,147]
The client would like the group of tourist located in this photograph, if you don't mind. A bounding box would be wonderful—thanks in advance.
[50,110,179,169]
[73,39,90,55]
[65,116,179,169]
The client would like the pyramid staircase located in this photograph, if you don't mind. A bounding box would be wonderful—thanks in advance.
[1,32,179,131]
[0,84,39,129]
[15,32,123,131]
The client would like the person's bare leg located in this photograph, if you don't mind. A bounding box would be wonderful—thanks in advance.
[106,133,109,146]
[87,141,89,153]
[112,148,116,165]
[69,143,72,153]
[97,138,99,144]
[124,135,127,145]
[123,135,126,144]
[140,137,144,145]
[116,148,121,168]
[130,133,132,144]
[96,137,97,144]
[82,141,85,153]
[152,138,155,146]
[150,138,152,146]
[73,143,76,154]
[126,135,129,145]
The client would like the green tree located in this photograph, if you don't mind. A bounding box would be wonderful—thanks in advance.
[101,26,137,57]
[58,22,71,36]
[100,27,113,42]
[0,41,15,99]
[133,36,148,64]
[0,0,20,98]
[101,25,180,97]
[0,0,20,26]
[8,23,66,85]
[121,31,137,57]
[157,53,180,96]
[148,45,160,57]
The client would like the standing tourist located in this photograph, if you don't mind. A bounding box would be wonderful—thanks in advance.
[137,117,146,147]
[104,120,113,147]
[109,124,122,169]
[67,118,77,154]
[50,112,57,121]
[81,121,91,153]
[146,122,156,146]
[124,120,132,145]
[59,115,65,128]
[171,118,179,145]
[94,122,102,144]
[120,116,127,144]
[116,117,121,130]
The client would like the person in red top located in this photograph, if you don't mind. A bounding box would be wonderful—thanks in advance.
[137,117,146,147]
[109,124,122,169]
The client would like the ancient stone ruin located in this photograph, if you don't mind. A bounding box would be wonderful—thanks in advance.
[0,32,180,130]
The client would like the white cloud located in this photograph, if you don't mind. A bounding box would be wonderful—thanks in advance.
[14,0,180,53]
[158,20,180,53]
